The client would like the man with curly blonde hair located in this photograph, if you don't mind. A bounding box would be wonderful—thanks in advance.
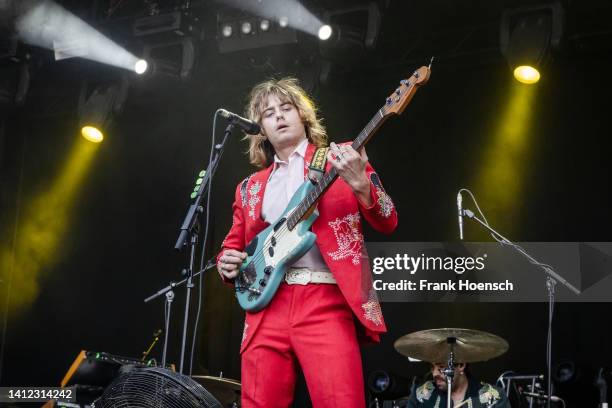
[217,77,398,407]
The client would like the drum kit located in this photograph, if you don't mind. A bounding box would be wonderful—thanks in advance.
[393,328,510,408]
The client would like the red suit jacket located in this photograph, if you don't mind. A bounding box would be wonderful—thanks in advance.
[217,143,398,352]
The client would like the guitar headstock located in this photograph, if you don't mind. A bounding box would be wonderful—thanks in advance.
[383,66,431,116]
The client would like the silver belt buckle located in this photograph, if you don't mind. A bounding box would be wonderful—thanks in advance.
[285,269,311,285]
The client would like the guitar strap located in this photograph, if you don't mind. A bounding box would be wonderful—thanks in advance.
[307,146,329,184]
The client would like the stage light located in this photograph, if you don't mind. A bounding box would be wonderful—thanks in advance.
[319,25,369,63]
[81,126,104,143]
[216,10,297,53]
[241,21,253,35]
[78,78,128,142]
[134,59,148,75]
[221,24,233,38]
[318,25,332,41]
[217,0,339,40]
[318,4,381,68]
[513,65,540,84]
[138,38,195,81]
[260,19,270,32]
[501,4,565,84]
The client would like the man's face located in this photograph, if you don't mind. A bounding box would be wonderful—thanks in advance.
[260,94,306,151]
[432,363,465,391]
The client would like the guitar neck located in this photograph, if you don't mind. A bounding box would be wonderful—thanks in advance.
[287,108,389,230]
[285,65,431,230]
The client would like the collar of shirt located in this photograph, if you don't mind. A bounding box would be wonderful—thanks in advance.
[271,137,309,172]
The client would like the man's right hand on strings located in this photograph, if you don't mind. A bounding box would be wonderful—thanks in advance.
[218,249,247,280]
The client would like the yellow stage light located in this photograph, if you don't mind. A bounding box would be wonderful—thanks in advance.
[81,125,104,143]
[513,65,541,84]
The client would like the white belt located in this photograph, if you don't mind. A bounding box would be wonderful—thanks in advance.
[284,268,337,285]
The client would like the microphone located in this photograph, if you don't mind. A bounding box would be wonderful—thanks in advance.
[521,391,561,402]
[218,109,261,135]
[457,192,464,240]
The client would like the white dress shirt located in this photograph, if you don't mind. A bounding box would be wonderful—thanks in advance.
[262,138,329,271]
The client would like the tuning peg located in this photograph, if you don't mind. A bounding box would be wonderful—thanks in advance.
[401,79,410,86]
[386,97,392,105]
[395,88,401,95]
[413,71,420,79]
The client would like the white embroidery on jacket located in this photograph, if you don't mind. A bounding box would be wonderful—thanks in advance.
[240,175,252,207]
[248,181,262,220]
[376,189,394,218]
[361,288,383,326]
[327,212,363,265]
[369,172,394,218]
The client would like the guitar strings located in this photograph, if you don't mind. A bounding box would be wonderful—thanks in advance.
[237,161,350,281]
[239,162,344,271]
[238,208,299,273]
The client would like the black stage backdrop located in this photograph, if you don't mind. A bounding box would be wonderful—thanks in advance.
[0,1,611,406]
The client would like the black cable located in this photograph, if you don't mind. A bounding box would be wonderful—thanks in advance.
[188,112,220,375]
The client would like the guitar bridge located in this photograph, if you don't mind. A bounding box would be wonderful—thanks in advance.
[247,287,262,302]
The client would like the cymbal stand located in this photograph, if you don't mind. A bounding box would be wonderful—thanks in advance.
[442,337,457,408]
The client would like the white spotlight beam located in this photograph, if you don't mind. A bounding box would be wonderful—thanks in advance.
[16,0,139,72]
[219,0,324,37]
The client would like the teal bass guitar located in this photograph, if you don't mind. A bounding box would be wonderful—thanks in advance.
[235,66,431,311]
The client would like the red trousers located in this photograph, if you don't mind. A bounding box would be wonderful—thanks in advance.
[241,282,365,408]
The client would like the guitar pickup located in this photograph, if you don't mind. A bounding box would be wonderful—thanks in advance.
[244,236,258,256]
[273,218,286,232]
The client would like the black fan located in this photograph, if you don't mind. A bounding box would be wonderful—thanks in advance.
[93,366,223,408]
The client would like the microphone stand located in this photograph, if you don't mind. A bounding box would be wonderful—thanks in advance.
[174,122,235,251]
[461,208,580,408]
[144,259,217,368]
[169,122,235,374]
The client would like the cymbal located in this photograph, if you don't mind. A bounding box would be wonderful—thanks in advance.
[394,328,509,363]
[191,375,240,405]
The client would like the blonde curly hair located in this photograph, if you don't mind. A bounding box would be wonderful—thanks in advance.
[244,77,328,168]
